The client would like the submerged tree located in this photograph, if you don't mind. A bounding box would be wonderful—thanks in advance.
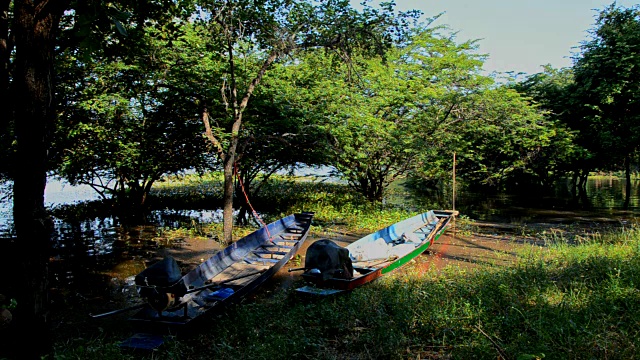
[55,10,213,218]
[569,3,640,208]
[515,66,589,196]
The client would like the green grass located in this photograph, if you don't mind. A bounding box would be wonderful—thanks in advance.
[48,173,640,359]
[50,228,640,359]
[149,173,428,242]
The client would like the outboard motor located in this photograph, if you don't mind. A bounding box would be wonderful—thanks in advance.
[303,239,353,282]
[135,256,187,312]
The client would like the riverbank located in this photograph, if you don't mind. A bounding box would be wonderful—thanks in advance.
[43,216,640,360]
[3,173,639,359]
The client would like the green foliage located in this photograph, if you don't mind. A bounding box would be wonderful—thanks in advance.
[446,86,562,186]
[513,66,583,185]
[569,4,640,173]
[54,10,215,216]
[293,24,489,201]
[292,22,562,197]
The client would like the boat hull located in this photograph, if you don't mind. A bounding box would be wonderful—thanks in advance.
[125,212,314,336]
[298,210,455,294]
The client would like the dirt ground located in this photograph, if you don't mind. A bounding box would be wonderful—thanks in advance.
[155,218,550,288]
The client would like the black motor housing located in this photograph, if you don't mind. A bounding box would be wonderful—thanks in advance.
[135,256,187,311]
[304,239,353,280]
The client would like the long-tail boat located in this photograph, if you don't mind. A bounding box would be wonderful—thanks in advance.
[91,212,314,349]
[293,210,455,295]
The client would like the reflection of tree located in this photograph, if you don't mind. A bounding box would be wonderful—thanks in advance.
[571,4,640,209]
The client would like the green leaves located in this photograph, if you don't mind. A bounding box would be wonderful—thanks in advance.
[570,4,640,172]
[55,10,215,212]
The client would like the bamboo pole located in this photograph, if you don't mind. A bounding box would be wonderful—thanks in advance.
[453,152,456,213]
[453,152,456,237]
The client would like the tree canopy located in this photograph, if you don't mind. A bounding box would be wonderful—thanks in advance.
[515,3,640,204]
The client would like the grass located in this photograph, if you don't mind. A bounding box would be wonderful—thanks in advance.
[41,173,640,359]
[48,227,640,359]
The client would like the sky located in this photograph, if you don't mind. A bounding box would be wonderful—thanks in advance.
[375,0,639,76]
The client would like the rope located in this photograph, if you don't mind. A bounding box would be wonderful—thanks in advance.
[234,162,272,240]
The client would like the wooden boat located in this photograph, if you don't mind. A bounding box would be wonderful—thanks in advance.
[91,211,314,349]
[294,210,456,295]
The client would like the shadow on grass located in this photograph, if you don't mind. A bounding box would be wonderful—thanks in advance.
[43,240,640,360]
[171,246,640,360]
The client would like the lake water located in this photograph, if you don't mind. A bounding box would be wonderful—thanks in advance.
[2,175,640,237]
[0,175,637,249]
[454,176,640,223]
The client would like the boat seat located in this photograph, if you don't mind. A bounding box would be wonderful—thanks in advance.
[280,231,302,238]
[253,250,288,256]
[274,237,299,244]
[244,257,280,264]
[401,232,423,245]
[261,244,294,250]
[414,225,435,234]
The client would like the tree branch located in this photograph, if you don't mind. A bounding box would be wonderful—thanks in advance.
[202,107,226,162]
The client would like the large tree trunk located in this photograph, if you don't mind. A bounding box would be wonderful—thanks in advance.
[0,0,12,176]
[0,0,9,112]
[11,1,67,358]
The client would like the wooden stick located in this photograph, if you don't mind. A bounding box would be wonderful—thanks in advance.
[89,303,147,319]
[185,269,266,294]
[474,325,511,360]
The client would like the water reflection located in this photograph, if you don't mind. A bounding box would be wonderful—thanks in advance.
[453,177,640,223]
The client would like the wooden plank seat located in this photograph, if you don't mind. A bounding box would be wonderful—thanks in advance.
[280,231,302,237]
[414,225,436,234]
[253,250,288,257]
[261,244,294,251]
[272,239,298,245]
[243,257,280,264]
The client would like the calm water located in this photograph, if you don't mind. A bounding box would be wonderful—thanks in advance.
[455,177,640,223]
[2,176,640,237]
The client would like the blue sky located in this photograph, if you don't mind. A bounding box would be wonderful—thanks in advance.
[371,0,638,75]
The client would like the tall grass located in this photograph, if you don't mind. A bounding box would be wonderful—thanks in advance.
[49,174,640,359]
[166,228,639,360]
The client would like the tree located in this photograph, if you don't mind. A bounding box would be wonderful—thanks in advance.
[196,0,417,243]
[54,13,213,218]
[441,86,563,188]
[8,1,70,358]
[2,1,187,357]
[301,24,489,201]
[232,69,332,222]
[514,66,588,195]
[391,31,569,194]
[569,3,640,208]
[0,0,12,184]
